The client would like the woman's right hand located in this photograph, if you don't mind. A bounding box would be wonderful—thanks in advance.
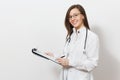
[45,52,54,57]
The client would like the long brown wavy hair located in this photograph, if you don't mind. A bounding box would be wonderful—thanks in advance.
[64,4,90,39]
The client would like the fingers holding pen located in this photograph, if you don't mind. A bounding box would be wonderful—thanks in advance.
[56,58,69,67]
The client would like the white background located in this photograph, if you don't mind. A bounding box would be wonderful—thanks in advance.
[0,0,120,80]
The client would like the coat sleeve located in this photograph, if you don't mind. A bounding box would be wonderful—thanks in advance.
[69,34,99,72]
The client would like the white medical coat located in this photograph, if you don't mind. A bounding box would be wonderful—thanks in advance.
[60,27,99,80]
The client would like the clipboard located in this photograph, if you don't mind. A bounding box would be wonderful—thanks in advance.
[32,48,59,64]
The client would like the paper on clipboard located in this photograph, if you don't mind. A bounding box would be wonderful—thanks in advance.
[32,48,59,64]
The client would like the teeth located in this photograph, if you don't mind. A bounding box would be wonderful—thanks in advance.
[73,21,77,25]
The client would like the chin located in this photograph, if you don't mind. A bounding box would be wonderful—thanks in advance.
[73,25,79,28]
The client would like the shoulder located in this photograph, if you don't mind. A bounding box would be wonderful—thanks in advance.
[87,29,99,41]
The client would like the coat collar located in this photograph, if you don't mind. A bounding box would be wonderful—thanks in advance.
[73,26,86,34]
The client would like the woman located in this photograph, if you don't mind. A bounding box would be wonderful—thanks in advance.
[46,4,99,80]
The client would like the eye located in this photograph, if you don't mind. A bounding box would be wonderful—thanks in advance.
[74,14,78,17]
[68,13,81,20]
[69,16,72,19]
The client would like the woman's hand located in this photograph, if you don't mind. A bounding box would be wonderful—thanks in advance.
[45,52,54,57]
[56,58,69,68]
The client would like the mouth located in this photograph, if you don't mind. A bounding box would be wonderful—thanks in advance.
[71,20,78,26]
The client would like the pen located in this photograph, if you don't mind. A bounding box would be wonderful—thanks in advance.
[60,55,65,58]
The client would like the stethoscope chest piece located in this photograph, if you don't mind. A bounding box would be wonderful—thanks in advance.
[83,49,86,54]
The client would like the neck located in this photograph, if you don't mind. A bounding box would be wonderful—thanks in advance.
[75,24,84,31]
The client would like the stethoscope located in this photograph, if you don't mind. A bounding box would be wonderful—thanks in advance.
[83,28,88,54]
[67,28,88,54]
[63,28,88,80]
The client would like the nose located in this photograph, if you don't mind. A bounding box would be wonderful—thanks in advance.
[70,17,76,21]
[70,17,76,22]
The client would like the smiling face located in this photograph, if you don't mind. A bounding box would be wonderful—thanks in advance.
[69,8,84,30]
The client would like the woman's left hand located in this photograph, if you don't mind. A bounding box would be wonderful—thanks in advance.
[56,58,69,67]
